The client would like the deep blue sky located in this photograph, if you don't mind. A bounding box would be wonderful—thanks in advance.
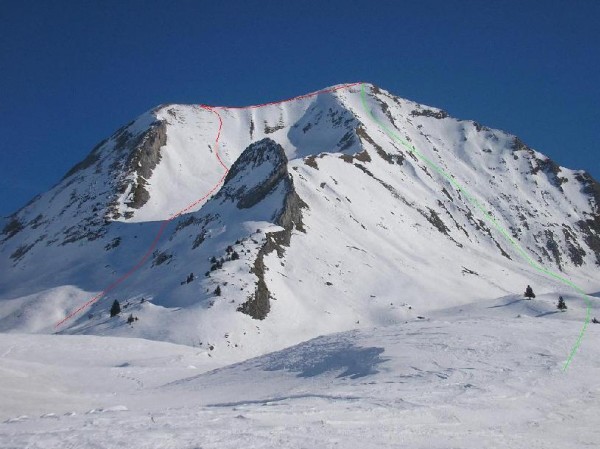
[1,0,598,216]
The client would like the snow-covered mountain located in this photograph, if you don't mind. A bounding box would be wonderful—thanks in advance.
[1,83,599,362]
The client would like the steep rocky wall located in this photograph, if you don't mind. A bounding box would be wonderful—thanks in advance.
[105,120,167,219]
[228,139,307,320]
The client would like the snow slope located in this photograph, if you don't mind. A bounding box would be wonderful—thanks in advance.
[2,294,600,448]
[1,83,599,367]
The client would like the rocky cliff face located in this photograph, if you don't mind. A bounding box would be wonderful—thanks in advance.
[218,138,307,319]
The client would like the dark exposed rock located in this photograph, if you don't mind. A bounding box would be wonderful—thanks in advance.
[576,171,600,214]
[544,229,562,269]
[219,138,288,210]
[175,216,200,233]
[238,251,271,320]
[192,229,207,249]
[424,208,450,235]
[340,148,371,164]
[232,139,308,320]
[10,235,45,262]
[578,216,600,265]
[356,125,403,165]
[470,216,511,260]
[124,121,168,209]
[1,217,23,240]
[562,225,586,266]
[461,266,479,275]
[238,179,307,319]
[29,214,45,229]
[473,122,490,132]
[441,188,453,202]
[152,250,172,267]
[304,155,319,169]
[531,156,565,190]
[574,172,600,264]
[264,119,285,134]
[495,241,512,260]
[338,130,356,151]
[10,243,34,262]
[438,200,469,238]
[354,150,371,163]
[511,136,531,153]
[369,86,398,127]
[104,237,121,251]
[410,108,449,119]
[102,120,168,220]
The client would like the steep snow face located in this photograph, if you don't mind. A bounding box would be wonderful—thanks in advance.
[1,83,599,363]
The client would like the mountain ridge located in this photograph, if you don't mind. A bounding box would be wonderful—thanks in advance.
[1,83,599,364]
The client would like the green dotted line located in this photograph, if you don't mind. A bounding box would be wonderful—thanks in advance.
[359,83,591,371]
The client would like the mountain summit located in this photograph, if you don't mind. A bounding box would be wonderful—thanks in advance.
[1,83,599,361]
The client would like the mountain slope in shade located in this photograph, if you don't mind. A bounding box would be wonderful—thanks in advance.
[1,83,599,363]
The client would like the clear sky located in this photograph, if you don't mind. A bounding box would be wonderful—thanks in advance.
[1,0,598,216]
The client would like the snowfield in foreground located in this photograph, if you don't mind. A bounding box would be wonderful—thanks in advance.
[1,293,599,449]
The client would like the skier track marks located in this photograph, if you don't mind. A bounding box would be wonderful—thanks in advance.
[359,83,590,371]
[55,83,361,329]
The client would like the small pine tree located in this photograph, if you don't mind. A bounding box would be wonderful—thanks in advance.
[127,314,135,324]
[524,285,536,300]
[110,300,121,317]
[214,285,221,296]
[231,251,239,260]
[557,296,567,311]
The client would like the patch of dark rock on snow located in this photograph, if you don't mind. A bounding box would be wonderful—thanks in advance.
[101,120,168,220]
[219,138,288,209]
[304,155,320,169]
[124,121,168,209]
[410,108,449,119]
[1,218,24,241]
[356,125,403,165]
[562,225,586,266]
[226,139,308,320]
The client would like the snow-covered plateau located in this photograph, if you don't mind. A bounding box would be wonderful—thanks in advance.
[1,83,599,447]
